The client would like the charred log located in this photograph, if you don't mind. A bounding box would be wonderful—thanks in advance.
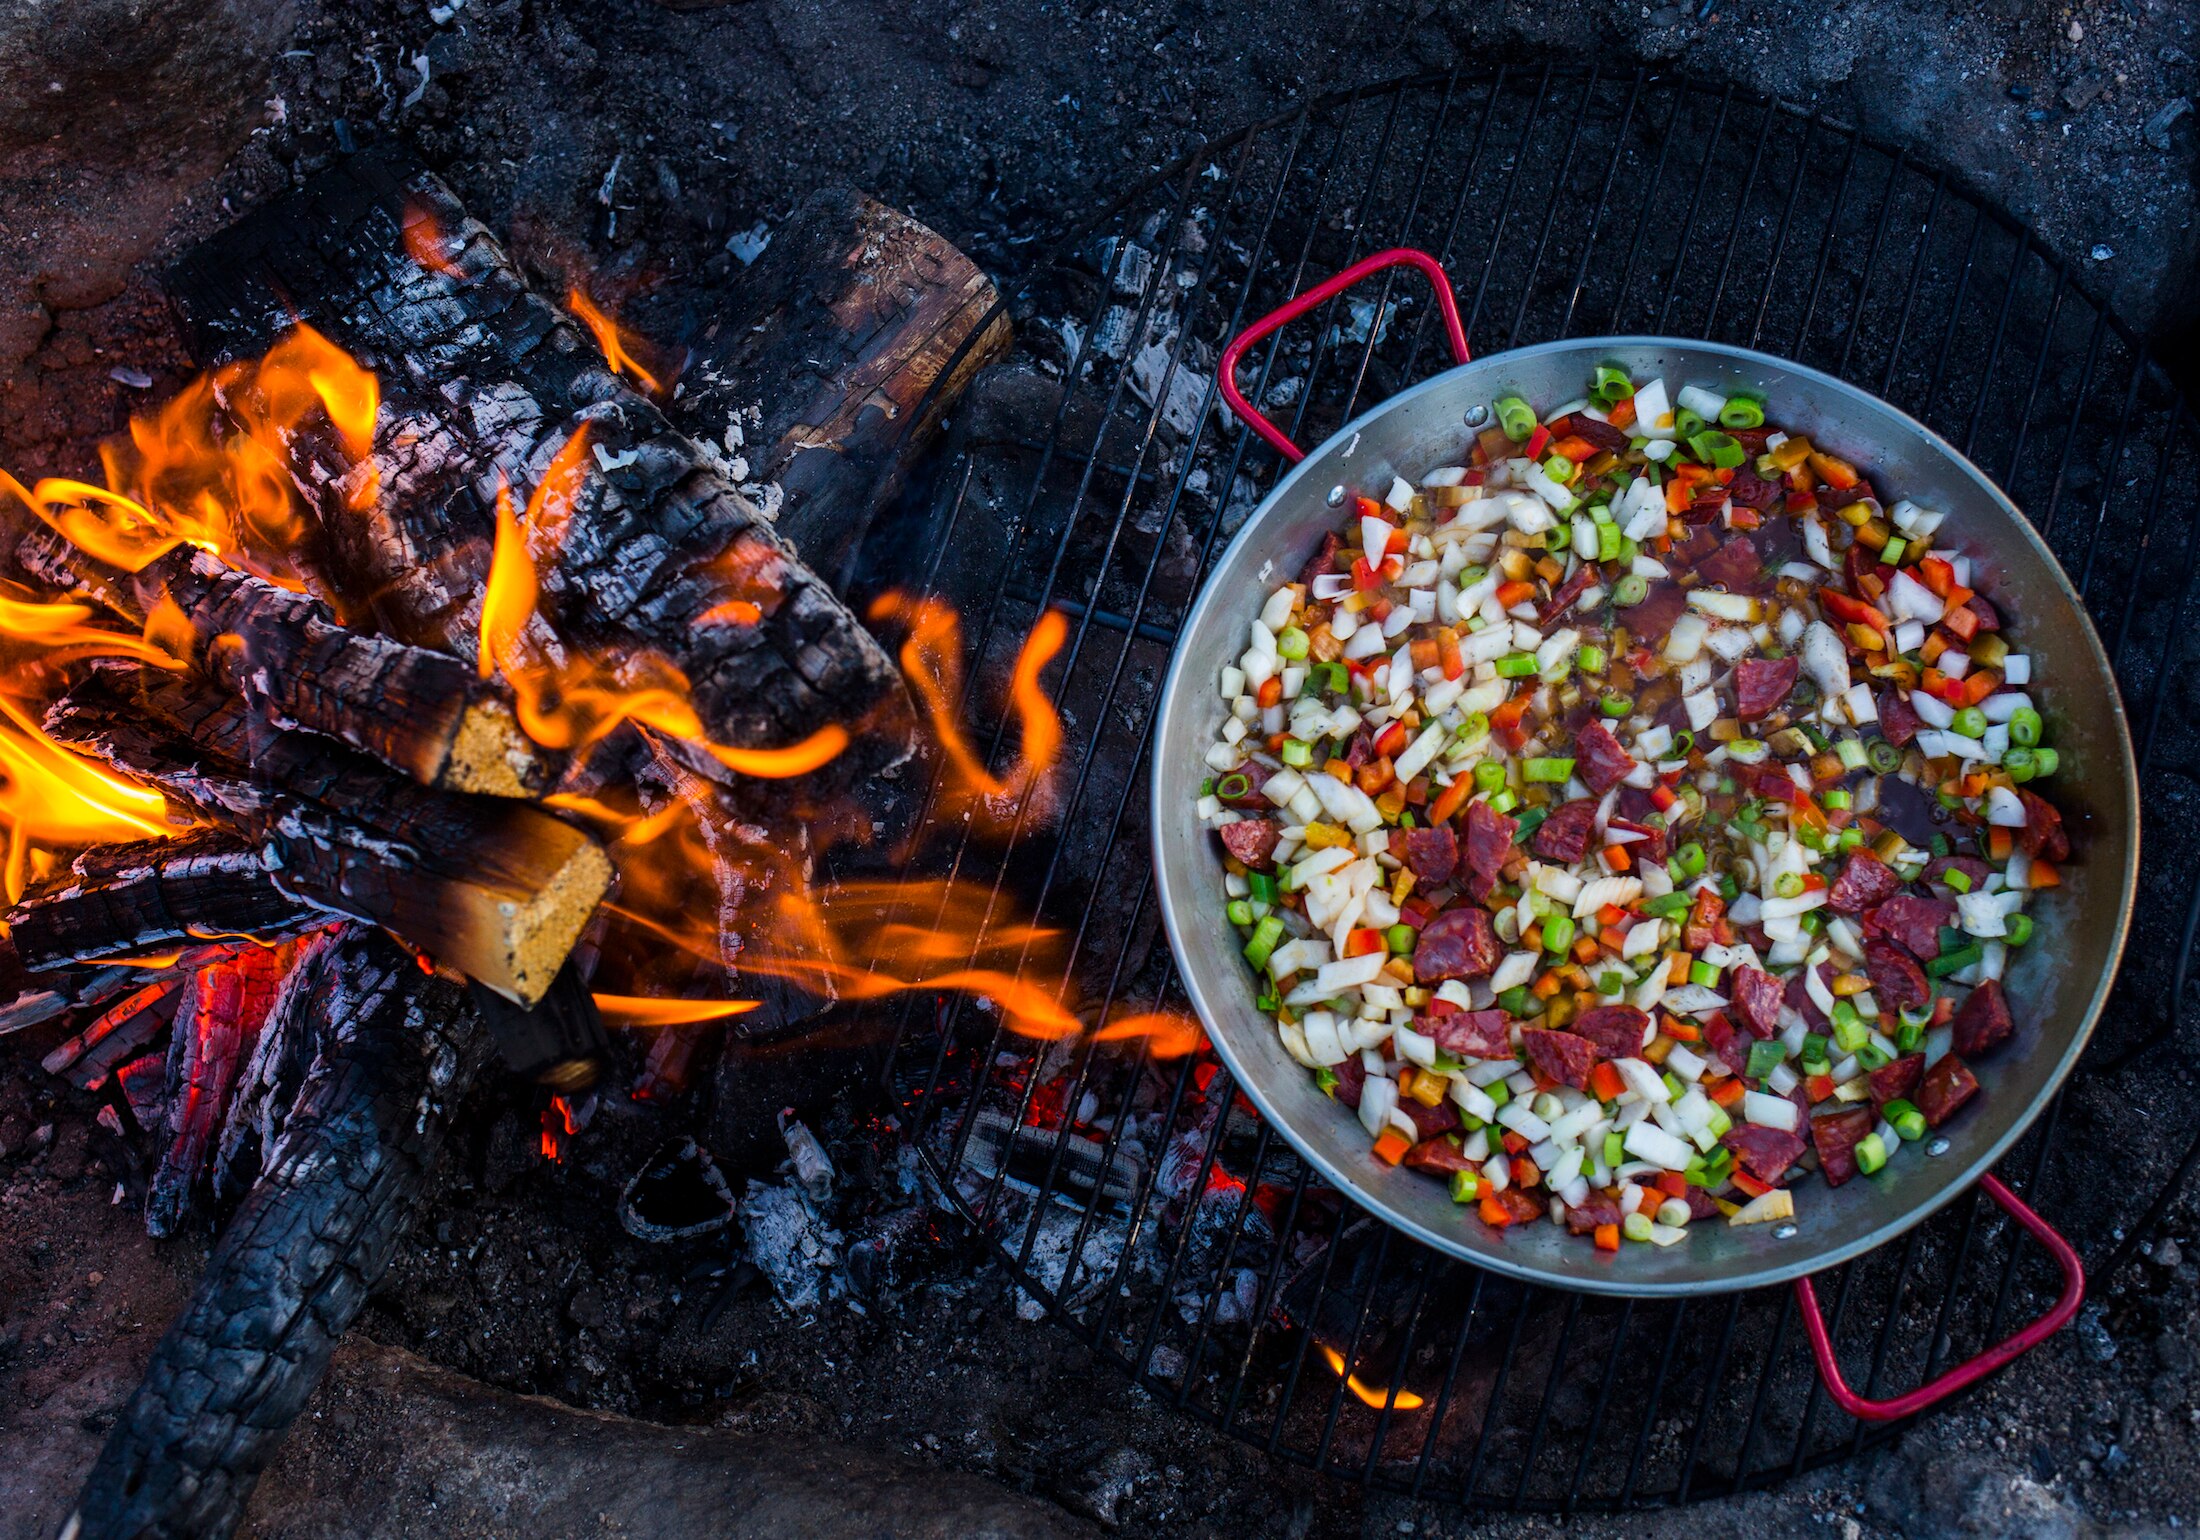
[0,518,546,798]
[144,944,289,1237]
[162,151,917,806]
[39,973,185,1087]
[7,830,317,973]
[49,672,611,1006]
[71,925,491,1540]
[469,961,607,1090]
[0,937,143,1037]
[674,186,1011,589]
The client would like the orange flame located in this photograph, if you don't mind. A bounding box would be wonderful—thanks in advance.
[540,1093,578,1160]
[566,288,681,399]
[0,322,377,580]
[590,993,762,1028]
[1319,1346,1426,1411]
[0,593,186,671]
[0,695,180,900]
[478,440,845,781]
[401,200,466,280]
[867,592,1067,834]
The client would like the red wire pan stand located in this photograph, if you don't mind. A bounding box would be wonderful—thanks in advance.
[1212,244,2086,1421]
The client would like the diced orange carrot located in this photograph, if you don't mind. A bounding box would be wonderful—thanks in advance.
[1514,1158,1541,1188]
[1532,971,1564,1000]
[1553,434,1598,463]
[1919,631,1949,665]
[1598,903,1628,928]
[1668,953,1693,984]
[1602,842,1633,873]
[1257,675,1282,707]
[1731,1170,1772,1198]
[1987,826,2013,861]
[1708,1077,1747,1108]
[1571,935,1601,965]
[1664,479,1690,515]
[1428,775,1473,826]
[1590,1061,1626,1103]
[1664,1020,1702,1043]
[1480,1195,1514,1228]
[1594,1222,1621,1251]
[2029,860,2061,889]
[1607,396,1637,430]
[1372,1127,1412,1165]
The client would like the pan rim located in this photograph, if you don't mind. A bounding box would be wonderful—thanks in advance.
[1151,334,2140,1298]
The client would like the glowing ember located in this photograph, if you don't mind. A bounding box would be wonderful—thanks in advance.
[566,287,681,399]
[1318,1345,1426,1411]
[400,199,466,279]
[540,1093,579,1161]
[868,591,1067,835]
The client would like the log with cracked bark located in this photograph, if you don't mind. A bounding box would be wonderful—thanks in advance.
[0,512,548,798]
[162,150,918,808]
[48,670,610,1006]
[676,184,1012,589]
[70,925,492,1540]
[7,830,319,973]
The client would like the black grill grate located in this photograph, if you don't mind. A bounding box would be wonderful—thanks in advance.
[867,64,2200,1509]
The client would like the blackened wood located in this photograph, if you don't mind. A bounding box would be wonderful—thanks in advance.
[0,938,142,1036]
[469,960,606,1089]
[212,928,336,1206]
[162,151,916,805]
[72,926,490,1540]
[675,186,1011,589]
[0,513,546,798]
[7,830,316,973]
[49,672,611,1007]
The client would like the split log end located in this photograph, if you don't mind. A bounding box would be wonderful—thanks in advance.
[430,808,613,1008]
[443,698,542,799]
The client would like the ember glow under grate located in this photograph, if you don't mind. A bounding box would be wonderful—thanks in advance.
[877,65,2200,1509]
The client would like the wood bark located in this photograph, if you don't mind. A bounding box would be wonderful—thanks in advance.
[161,150,917,808]
[676,185,1012,590]
[48,672,610,1006]
[0,511,547,797]
[7,830,318,972]
[71,926,490,1540]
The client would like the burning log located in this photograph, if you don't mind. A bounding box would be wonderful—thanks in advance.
[162,151,918,806]
[71,925,491,1540]
[0,517,549,798]
[143,943,289,1237]
[48,671,611,1006]
[38,972,185,1087]
[7,830,316,973]
[676,186,1012,588]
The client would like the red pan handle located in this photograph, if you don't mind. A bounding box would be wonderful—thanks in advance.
[1794,1173,2084,1422]
[1217,248,1472,464]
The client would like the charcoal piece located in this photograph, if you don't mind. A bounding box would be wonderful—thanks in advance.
[619,1136,738,1243]
[0,519,545,798]
[674,186,1011,589]
[39,973,187,1087]
[469,961,607,1090]
[71,925,491,1540]
[7,831,317,973]
[961,1107,1141,1212]
[48,672,610,1007]
[161,151,916,809]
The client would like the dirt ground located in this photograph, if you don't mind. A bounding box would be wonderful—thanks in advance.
[1,0,2196,1535]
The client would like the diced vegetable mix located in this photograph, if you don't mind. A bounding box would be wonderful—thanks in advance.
[1199,371,2069,1249]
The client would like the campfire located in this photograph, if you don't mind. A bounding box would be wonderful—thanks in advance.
[1,152,1204,1538]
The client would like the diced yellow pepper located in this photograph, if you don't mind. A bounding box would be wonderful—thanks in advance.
[1302,821,1352,849]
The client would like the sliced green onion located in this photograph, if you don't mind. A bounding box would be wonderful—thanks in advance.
[1884,1099,1927,1142]
[1543,914,1577,954]
[1867,739,1905,774]
[1774,872,1805,899]
[1473,760,1507,794]
[1577,642,1609,674]
[1596,521,1623,562]
[2002,747,2038,782]
[1386,923,1418,956]
[1687,430,1747,469]
[1880,536,1908,565]
[1215,771,1252,801]
[1830,1000,1870,1053]
[1487,788,1520,814]
[1623,1212,1654,1243]
[2032,746,2060,777]
[1522,757,1576,784]
[1821,788,1852,810]
[1495,395,1537,441]
[1670,730,1696,758]
[1673,407,1707,440]
[1613,573,1651,607]
[1592,365,1635,403]
[1854,1133,1889,1176]
[1544,453,1578,484]
[1800,1033,1831,1070]
[1943,866,1973,894]
[1642,892,1691,920]
[1281,738,1313,768]
[1498,985,1537,1018]
[1950,706,1987,739]
[1495,652,1539,678]
[1689,959,1721,989]
[1450,1168,1481,1203]
[1247,871,1279,904]
[2005,913,2035,947]
[1603,1131,1626,1166]
[1276,624,1310,661]
[1600,693,1631,718]
[1926,939,1984,978]
[1678,842,1708,877]
[1896,1018,1924,1052]
[2008,706,2042,747]
[1226,899,1255,927]
[1835,737,1869,771]
[1718,395,1765,430]
[1243,915,1285,973]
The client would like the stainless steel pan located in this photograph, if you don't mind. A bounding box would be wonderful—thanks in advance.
[1151,249,2137,1418]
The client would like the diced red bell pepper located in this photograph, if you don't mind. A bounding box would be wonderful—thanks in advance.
[1552,434,1597,463]
[1355,495,1384,521]
[1524,423,1551,460]
[1352,556,1382,592]
[1818,587,1890,629]
[1344,927,1388,958]
[1490,694,1531,751]
[1374,721,1409,758]
[1917,554,1956,598]
[1941,602,1980,642]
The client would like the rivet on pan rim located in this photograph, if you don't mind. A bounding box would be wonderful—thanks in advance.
[1326,484,1346,506]
[1774,1223,1799,1240]
[1463,403,1490,427]
[1927,1136,1952,1157]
